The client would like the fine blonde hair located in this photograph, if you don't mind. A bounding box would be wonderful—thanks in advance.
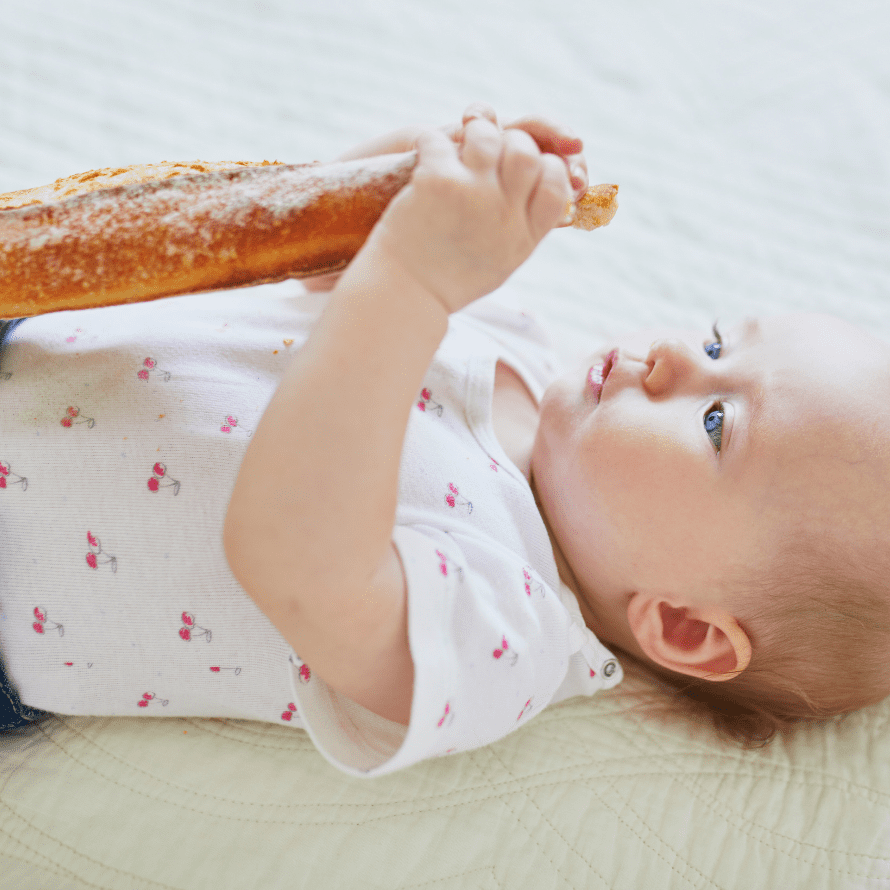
[635,536,890,746]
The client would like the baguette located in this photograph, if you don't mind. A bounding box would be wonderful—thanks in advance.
[0,153,617,318]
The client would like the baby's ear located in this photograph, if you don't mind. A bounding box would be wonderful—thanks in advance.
[626,595,751,681]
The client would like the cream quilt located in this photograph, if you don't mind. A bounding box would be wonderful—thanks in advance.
[2,0,890,887]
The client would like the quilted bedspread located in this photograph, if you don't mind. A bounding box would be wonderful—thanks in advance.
[2,0,890,887]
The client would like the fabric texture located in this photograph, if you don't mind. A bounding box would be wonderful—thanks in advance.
[0,287,620,776]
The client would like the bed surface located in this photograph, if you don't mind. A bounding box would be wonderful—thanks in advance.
[2,0,890,887]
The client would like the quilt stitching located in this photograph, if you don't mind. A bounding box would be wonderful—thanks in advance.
[606,709,890,876]
[477,746,628,890]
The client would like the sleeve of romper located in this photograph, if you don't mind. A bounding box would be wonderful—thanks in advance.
[287,526,622,777]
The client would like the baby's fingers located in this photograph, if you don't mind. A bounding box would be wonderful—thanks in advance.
[505,115,582,156]
[413,127,462,176]
[460,117,503,173]
[499,128,546,208]
[504,115,587,198]
[462,102,498,128]
[526,153,572,243]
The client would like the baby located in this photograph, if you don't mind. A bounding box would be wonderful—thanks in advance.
[2,104,889,775]
[224,103,890,751]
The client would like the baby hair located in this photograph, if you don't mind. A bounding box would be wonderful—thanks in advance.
[630,532,890,747]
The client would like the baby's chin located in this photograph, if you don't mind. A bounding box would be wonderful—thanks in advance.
[533,379,579,460]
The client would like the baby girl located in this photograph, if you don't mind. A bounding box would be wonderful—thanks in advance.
[2,104,889,776]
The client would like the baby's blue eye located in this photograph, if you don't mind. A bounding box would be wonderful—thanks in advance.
[704,322,722,359]
[705,405,724,452]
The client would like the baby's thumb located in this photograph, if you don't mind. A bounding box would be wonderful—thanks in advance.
[413,128,460,174]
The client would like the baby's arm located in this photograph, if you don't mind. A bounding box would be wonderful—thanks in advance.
[223,112,573,724]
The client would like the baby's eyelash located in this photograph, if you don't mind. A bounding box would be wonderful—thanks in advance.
[704,321,723,359]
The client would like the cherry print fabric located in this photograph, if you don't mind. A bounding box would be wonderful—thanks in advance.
[0,286,324,728]
[0,285,621,776]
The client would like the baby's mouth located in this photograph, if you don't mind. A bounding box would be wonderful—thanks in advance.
[587,349,617,404]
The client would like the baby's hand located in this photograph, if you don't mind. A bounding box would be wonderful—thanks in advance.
[333,102,586,197]
[459,104,588,201]
[357,116,572,314]
[302,103,586,293]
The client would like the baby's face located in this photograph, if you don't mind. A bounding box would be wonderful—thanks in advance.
[532,313,890,638]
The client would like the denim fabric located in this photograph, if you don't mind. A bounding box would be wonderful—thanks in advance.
[1,647,51,730]
[0,317,26,354]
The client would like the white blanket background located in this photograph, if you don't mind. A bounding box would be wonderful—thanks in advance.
[2,1,890,888]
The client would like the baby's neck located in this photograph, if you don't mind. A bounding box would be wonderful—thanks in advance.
[529,467,610,642]
[491,360,539,480]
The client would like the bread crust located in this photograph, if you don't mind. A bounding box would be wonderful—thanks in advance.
[0,154,616,318]
[0,159,284,210]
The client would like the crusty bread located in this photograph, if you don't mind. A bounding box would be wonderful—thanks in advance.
[0,154,617,318]
[0,159,283,210]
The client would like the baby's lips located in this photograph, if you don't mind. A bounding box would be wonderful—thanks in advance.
[587,349,618,404]
[587,372,604,403]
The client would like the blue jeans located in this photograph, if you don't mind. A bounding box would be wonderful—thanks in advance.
[0,317,26,356]
[1,646,52,730]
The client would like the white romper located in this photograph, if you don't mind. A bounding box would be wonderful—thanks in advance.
[0,283,621,777]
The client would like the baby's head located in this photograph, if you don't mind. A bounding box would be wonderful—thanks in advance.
[531,312,890,743]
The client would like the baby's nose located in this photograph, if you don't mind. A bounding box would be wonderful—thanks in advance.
[643,338,698,396]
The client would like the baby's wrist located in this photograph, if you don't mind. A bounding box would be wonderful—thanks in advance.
[335,240,451,336]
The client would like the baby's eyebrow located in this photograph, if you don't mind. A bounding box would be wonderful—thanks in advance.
[736,316,761,346]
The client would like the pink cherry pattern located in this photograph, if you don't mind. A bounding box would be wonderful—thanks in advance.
[444,482,472,514]
[219,414,252,437]
[137,357,171,382]
[148,461,181,495]
[61,406,95,429]
[0,460,27,491]
[522,566,544,598]
[492,635,518,666]
[1,317,563,747]
[434,549,463,582]
[137,691,169,709]
[179,611,212,642]
[85,530,117,573]
[416,387,444,416]
[31,605,64,637]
